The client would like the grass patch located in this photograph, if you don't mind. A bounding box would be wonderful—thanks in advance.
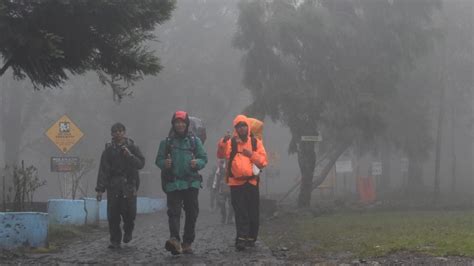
[49,224,84,240]
[264,210,474,259]
[47,224,102,251]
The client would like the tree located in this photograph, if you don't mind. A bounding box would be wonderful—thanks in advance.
[385,0,474,199]
[0,0,175,99]
[234,0,440,207]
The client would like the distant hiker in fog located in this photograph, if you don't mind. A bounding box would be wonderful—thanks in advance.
[156,111,208,255]
[217,115,267,251]
[212,159,234,224]
[96,122,145,249]
[206,169,218,212]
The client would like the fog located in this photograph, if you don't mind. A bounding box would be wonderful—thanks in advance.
[0,0,473,209]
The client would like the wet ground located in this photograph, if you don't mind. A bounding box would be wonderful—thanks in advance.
[2,209,474,265]
[0,210,281,265]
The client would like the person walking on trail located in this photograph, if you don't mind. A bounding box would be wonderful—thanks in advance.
[217,115,268,251]
[156,111,208,255]
[206,168,218,212]
[96,122,145,249]
[212,159,234,224]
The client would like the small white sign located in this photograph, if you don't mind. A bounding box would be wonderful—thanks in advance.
[301,135,322,142]
[372,161,382,176]
[336,160,353,173]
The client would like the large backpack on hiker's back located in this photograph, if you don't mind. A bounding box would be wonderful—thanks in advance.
[189,116,207,144]
[247,117,263,140]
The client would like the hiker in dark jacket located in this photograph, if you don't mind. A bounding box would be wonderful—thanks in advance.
[156,111,208,255]
[96,122,145,249]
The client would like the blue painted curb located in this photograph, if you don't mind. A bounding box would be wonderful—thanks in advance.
[0,212,48,249]
[99,197,166,220]
[47,198,99,225]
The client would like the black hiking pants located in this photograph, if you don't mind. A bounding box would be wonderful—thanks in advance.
[231,182,259,241]
[107,192,137,244]
[166,188,199,244]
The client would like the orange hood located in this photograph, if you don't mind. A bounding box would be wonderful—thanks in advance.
[233,115,251,137]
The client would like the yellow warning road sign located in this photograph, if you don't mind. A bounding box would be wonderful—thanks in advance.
[46,115,84,154]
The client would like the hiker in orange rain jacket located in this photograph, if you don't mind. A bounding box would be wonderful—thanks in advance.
[217,115,267,251]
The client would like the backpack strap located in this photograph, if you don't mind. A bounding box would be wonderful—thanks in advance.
[165,136,196,155]
[227,137,238,178]
[251,135,257,152]
[164,137,172,156]
[188,135,196,155]
[105,142,112,149]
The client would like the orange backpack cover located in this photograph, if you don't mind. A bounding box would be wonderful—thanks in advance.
[247,117,263,140]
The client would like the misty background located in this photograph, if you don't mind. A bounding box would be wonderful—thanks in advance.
[0,0,473,208]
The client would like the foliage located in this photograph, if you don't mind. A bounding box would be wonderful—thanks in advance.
[2,161,46,211]
[0,0,176,98]
[57,158,95,200]
[234,0,441,206]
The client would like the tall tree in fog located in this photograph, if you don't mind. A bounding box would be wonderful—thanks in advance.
[0,0,175,99]
[235,0,440,207]
[440,0,474,196]
[129,0,245,151]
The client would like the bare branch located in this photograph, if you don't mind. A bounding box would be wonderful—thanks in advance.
[0,59,12,76]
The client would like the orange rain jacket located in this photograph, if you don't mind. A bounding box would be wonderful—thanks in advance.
[216,115,268,187]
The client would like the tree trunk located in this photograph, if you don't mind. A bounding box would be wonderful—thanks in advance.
[380,139,391,193]
[0,59,12,76]
[434,82,445,203]
[297,141,316,208]
[406,153,423,194]
[450,103,457,194]
[278,151,333,204]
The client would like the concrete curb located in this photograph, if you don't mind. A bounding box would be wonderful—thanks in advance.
[47,198,99,225]
[0,212,48,249]
[99,197,166,220]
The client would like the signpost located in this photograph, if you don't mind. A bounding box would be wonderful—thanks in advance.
[46,115,84,198]
[51,157,80,173]
[301,135,322,142]
[336,160,353,174]
[372,161,383,176]
[335,160,353,194]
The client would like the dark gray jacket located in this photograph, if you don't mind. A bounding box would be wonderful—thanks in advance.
[96,138,145,197]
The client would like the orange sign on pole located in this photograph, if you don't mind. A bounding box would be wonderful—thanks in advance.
[45,115,84,154]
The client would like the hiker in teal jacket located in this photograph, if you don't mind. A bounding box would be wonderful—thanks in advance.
[155,111,207,255]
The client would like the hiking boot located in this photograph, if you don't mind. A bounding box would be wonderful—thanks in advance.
[245,238,256,247]
[165,238,182,255]
[182,242,194,254]
[123,231,132,243]
[108,242,121,249]
[235,238,246,251]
